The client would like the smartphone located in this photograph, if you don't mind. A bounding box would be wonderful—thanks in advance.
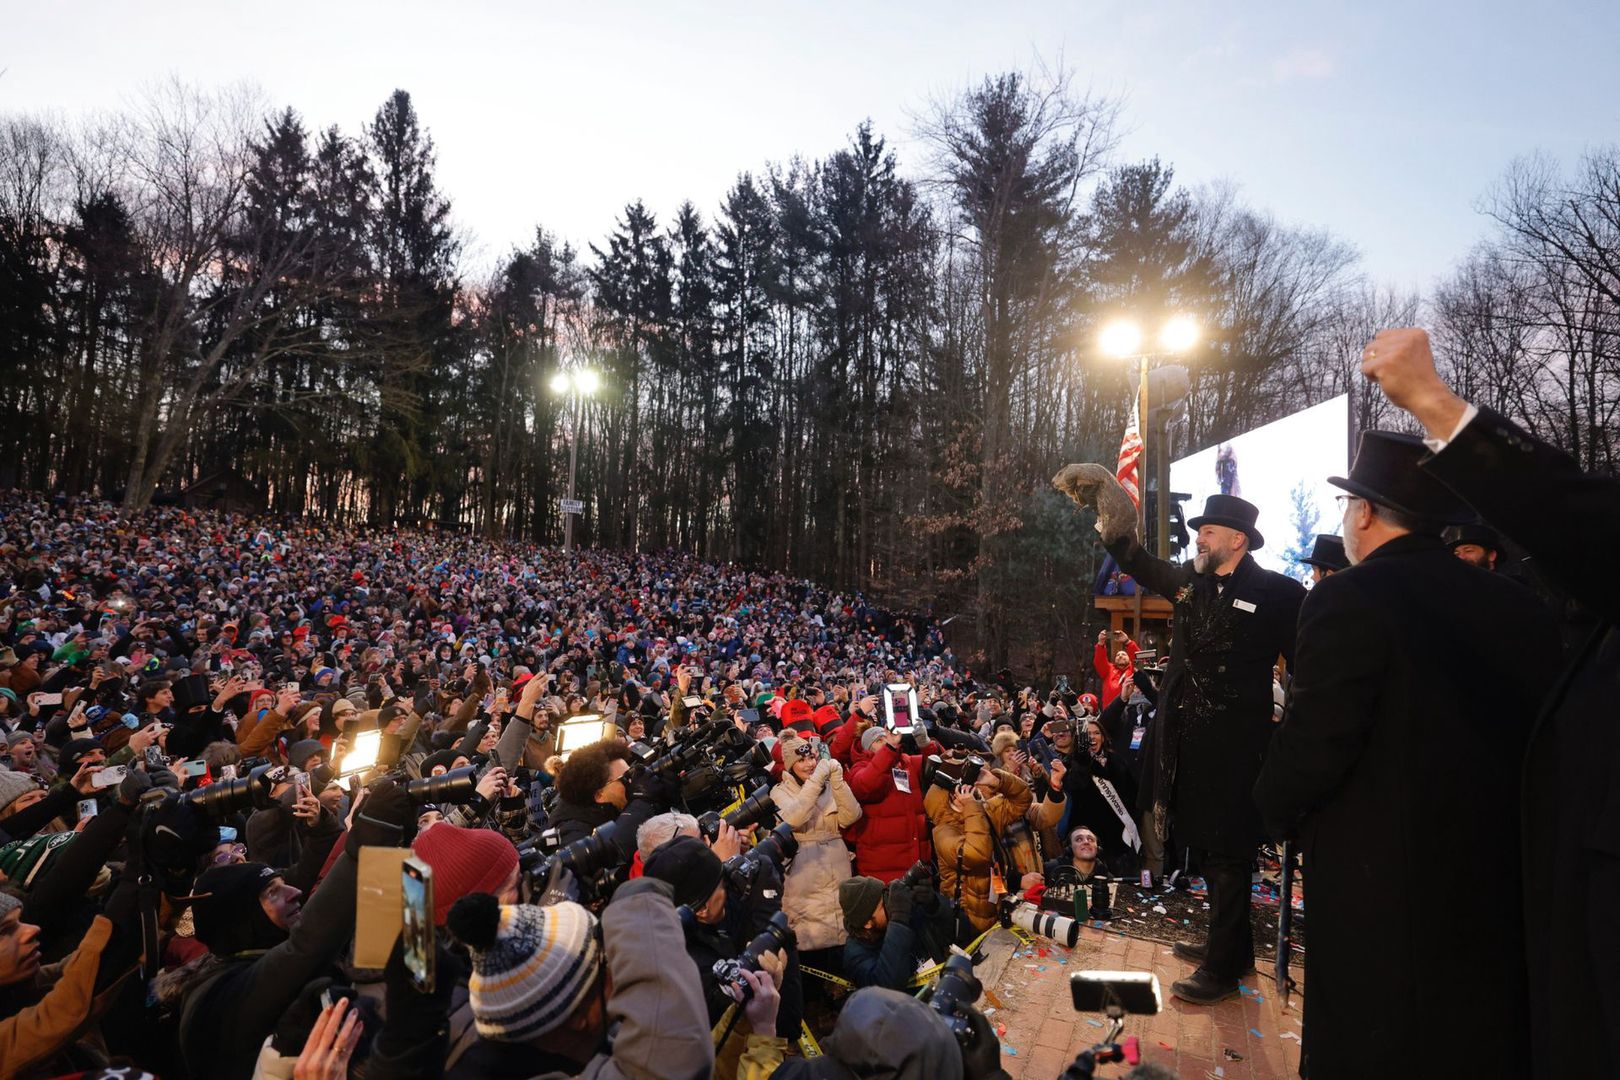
[283,682,300,694]
[401,857,436,992]
[682,695,704,710]
[90,765,128,790]
[218,764,237,781]
[292,769,310,802]
[77,798,98,819]
[36,692,64,706]
[882,683,919,735]
[1069,971,1161,1016]
[144,746,168,771]
[180,758,209,779]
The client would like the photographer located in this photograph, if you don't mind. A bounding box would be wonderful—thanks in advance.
[413,876,713,1080]
[922,764,1031,938]
[837,870,953,992]
[549,738,661,865]
[644,834,803,1044]
[769,984,1004,1080]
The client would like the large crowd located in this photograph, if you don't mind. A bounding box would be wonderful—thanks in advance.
[0,327,1614,1080]
[0,492,1177,1080]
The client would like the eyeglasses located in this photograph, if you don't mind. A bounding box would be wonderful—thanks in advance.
[1334,494,1365,509]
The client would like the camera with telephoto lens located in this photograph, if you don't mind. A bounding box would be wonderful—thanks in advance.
[721,821,798,893]
[1001,896,1080,947]
[924,753,986,792]
[925,953,985,1046]
[697,785,776,842]
[897,859,937,890]
[521,819,625,905]
[710,910,795,1002]
[403,765,480,805]
[180,763,281,815]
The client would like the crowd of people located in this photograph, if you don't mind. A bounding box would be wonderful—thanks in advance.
[0,325,1613,1080]
[0,488,1175,1080]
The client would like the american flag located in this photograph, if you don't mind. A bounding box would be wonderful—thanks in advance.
[1116,399,1143,509]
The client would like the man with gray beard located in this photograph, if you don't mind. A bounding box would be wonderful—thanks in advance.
[1098,493,1305,1004]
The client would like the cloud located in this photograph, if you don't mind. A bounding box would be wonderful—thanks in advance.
[1272,47,1336,83]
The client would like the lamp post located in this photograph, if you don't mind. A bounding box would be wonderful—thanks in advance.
[548,366,599,553]
[1099,315,1199,638]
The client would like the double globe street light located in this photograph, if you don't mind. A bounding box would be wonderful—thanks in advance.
[549,367,599,553]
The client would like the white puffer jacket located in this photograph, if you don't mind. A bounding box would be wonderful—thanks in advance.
[772,758,863,950]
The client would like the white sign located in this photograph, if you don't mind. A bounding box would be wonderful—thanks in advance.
[559,498,584,515]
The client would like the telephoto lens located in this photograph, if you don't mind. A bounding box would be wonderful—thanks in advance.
[925,953,985,1045]
[180,763,279,815]
[897,859,936,889]
[697,785,775,841]
[721,821,799,892]
[1003,898,1080,948]
[404,765,479,805]
[711,910,795,1002]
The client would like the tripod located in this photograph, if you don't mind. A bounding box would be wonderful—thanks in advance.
[1061,1005,1140,1078]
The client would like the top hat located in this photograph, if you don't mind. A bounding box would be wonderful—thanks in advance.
[1329,431,1471,526]
[1299,534,1348,572]
[1188,494,1265,551]
[1443,521,1502,552]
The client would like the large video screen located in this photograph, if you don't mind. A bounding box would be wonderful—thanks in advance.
[1167,395,1349,582]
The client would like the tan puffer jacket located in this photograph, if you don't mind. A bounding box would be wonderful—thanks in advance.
[772,758,863,950]
[924,769,1033,933]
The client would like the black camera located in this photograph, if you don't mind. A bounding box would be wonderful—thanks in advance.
[711,910,795,1002]
[924,753,986,792]
[180,763,280,815]
[924,953,984,1046]
[721,821,798,893]
[403,765,479,806]
[696,785,775,842]
[897,859,936,890]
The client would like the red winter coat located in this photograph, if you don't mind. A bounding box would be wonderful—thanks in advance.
[846,737,941,883]
[1093,639,1139,707]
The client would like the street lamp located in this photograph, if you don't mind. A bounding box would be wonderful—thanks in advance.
[1098,315,1199,635]
[549,366,599,553]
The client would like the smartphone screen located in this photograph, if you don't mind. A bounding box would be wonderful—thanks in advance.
[77,798,98,819]
[401,857,435,992]
[883,683,918,735]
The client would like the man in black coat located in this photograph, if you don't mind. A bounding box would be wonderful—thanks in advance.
[1055,470,1305,1004]
[1362,327,1619,1080]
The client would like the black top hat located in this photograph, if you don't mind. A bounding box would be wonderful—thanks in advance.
[1329,431,1471,526]
[1188,494,1265,551]
[1299,534,1348,572]
[1443,521,1502,552]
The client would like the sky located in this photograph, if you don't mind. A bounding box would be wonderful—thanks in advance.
[4,0,1617,291]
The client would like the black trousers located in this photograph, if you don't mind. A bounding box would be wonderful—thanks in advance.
[1199,849,1254,981]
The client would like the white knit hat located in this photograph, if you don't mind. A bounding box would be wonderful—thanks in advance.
[447,894,601,1042]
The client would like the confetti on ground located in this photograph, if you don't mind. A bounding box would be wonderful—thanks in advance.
[1223,1047,1244,1061]
[1086,1019,1103,1028]
[1249,1027,1265,1039]
[1280,1031,1301,1042]
[1002,1046,1018,1056]
[1159,1041,1175,1051]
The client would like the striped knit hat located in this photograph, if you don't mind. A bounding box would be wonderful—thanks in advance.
[447,893,601,1042]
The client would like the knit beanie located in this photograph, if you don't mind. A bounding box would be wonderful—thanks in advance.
[286,738,325,772]
[413,825,520,925]
[776,730,813,761]
[59,737,103,777]
[839,875,886,935]
[642,835,724,909]
[0,769,36,814]
[447,893,601,1042]
[860,727,889,754]
[779,699,814,731]
[5,731,33,750]
[191,861,287,956]
[0,890,19,920]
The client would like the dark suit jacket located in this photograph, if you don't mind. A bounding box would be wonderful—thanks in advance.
[1254,533,1558,1079]
[1107,538,1304,857]
[1422,406,1620,1080]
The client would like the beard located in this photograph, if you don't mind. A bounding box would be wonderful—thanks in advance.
[1192,550,1212,573]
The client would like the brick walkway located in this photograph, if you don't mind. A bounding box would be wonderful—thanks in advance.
[983,924,1303,1079]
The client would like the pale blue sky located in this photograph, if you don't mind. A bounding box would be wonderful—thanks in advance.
[4,0,1616,290]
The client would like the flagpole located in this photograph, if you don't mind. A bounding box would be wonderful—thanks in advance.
[1133,353,1148,640]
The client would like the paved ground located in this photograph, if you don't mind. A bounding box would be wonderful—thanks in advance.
[981,923,1304,1080]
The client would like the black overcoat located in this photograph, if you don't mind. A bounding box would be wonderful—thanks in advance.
[1106,538,1304,858]
[1254,532,1559,1080]
[1422,407,1620,1079]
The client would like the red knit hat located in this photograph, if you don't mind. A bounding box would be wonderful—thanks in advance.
[780,699,814,731]
[411,825,520,925]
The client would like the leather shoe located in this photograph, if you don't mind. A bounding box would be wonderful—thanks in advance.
[1172,941,1256,974]
[1171,969,1241,1006]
